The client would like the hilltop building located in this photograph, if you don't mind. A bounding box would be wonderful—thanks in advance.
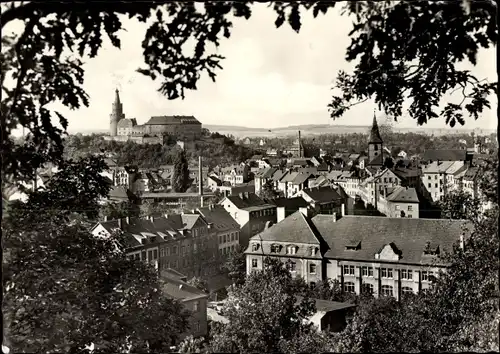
[105,89,202,144]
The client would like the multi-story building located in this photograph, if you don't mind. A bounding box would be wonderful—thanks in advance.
[287,172,316,198]
[245,212,471,300]
[219,193,277,247]
[254,167,278,195]
[160,269,209,339]
[358,168,402,207]
[197,205,241,257]
[377,186,420,218]
[218,164,250,186]
[107,89,202,141]
[299,186,347,215]
[421,160,465,202]
[91,214,220,278]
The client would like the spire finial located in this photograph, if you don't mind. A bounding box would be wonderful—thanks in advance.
[114,88,121,104]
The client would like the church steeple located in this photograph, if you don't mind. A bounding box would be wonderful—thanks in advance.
[367,110,384,167]
[369,111,383,144]
[114,88,121,105]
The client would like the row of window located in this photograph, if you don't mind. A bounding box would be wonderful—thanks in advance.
[343,266,432,282]
[285,262,317,274]
[395,205,413,211]
[220,245,237,255]
[344,282,415,296]
[219,232,239,245]
[250,208,275,218]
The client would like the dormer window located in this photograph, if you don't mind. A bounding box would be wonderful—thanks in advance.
[251,243,260,252]
[310,247,319,256]
[346,240,361,251]
[286,245,298,255]
[270,244,281,253]
[423,242,440,256]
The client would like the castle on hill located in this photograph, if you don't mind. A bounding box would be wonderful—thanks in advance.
[104,89,202,144]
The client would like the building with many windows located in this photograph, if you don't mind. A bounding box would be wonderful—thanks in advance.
[219,193,277,247]
[197,205,241,257]
[245,211,470,300]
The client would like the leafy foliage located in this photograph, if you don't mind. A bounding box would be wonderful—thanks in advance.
[172,150,190,193]
[222,245,247,286]
[3,156,189,353]
[439,189,481,221]
[326,1,497,126]
[207,257,321,353]
[257,180,281,200]
[99,200,140,221]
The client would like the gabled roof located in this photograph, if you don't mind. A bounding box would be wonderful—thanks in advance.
[422,149,467,162]
[161,271,208,301]
[267,196,309,209]
[281,171,299,183]
[464,166,480,180]
[225,193,273,210]
[197,205,239,232]
[302,186,343,203]
[385,186,419,203]
[271,169,288,182]
[249,210,323,246]
[208,175,222,185]
[254,167,278,179]
[311,215,471,265]
[291,172,314,185]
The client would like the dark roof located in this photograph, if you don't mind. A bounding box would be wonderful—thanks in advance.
[369,116,383,144]
[145,115,200,125]
[160,271,208,301]
[464,166,480,179]
[225,193,273,210]
[246,211,323,257]
[108,186,131,200]
[267,196,309,209]
[197,205,240,232]
[254,167,278,179]
[271,169,288,182]
[422,149,467,162]
[385,186,419,203]
[208,175,222,185]
[302,186,343,203]
[292,172,315,185]
[311,215,471,265]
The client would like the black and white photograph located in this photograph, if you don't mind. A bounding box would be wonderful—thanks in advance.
[2,1,498,353]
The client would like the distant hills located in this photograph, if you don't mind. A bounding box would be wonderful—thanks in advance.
[69,124,495,138]
[204,124,496,138]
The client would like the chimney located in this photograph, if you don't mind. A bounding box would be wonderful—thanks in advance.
[239,193,244,199]
[244,192,249,199]
[104,215,108,222]
[208,204,214,211]
[117,218,122,229]
[341,203,345,217]
[332,212,337,222]
[126,216,130,224]
[199,156,203,197]
[179,284,183,290]
[459,234,464,250]
[149,215,154,222]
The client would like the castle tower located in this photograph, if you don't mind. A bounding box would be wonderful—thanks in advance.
[109,89,125,137]
[368,112,383,166]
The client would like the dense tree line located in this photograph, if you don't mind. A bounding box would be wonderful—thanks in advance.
[63,134,257,169]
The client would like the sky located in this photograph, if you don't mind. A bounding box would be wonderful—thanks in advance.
[4,2,497,133]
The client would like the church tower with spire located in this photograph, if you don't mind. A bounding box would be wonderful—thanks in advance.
[368,112,384,166]
[109,89,125,137]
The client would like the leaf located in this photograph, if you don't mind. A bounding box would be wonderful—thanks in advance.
[288,5,301,33]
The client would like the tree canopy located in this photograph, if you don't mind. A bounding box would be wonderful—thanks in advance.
[3,156,190,353]
[2,1,496,180]
[172,149,190,193]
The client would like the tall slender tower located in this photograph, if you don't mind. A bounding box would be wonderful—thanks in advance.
[368,112,383,166]
[109,89,124,137]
